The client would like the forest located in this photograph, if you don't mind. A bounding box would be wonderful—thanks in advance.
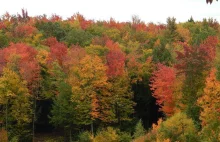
[0,9,219,142]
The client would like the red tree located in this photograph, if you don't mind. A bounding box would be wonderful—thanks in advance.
[14,24,37,37]
[49,43,68,67]
[43,37,59,47]
[63,45,86,73]
[150,64,176,116]
[1,43,40,89]
[106,40,125,77]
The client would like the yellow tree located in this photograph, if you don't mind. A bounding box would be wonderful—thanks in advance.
[197,68,220,141]
[69,55,110,128]
[0,67,32,140]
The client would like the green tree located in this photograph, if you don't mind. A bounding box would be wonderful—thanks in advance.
[133,119,145,139]
[64,28,92,47]
[152,38,173,65]
[93,127,119,142]
[158,112,198,142]
[0,31,9,48]
[108,76,134,124]
[35,21,67,41]
[164,17,180,43]
[50,82,76,141]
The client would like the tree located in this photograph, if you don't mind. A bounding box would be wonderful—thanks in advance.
[69,55,109,125]
[152,38,173,65]
[85,44,109,58]
[150,64,176,116]
[1,43,40,141]
[175,37,218,123]
[63,45,86,73]
[197,69,220,141]
[157,112,198,142]
[0,67,32,141]
[1,43,40,88]
[106,39,125,77]
[68,13,93,30]
[49,42,68,67]
[133,119,145,139]
[64,28,92,47]
[50,74,76,141]
[106,40,134,124]
[189,21,216,45]
[14,24,37,38]
[35,21,66,41]
[43,36,58,47]
[93,127,119,142]
[164,17,180,43]
[108,75,134,124]
[0,31,9,48]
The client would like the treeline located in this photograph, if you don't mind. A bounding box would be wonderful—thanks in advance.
[0,10,219,141]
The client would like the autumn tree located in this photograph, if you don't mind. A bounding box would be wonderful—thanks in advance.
[14,24,37,38]
[85,44,109,58]
[175,36,218,123]
[0,67,32,141]
[43,36,58,47]
[68,13,93,30]
[63,45,86,73]
[0,43,41,141]
[49,42,68,67]
[68,55,109,128]
[1,43,40,89]
[150,64,176,116]
[157,112,198,142]
[126,54,143,83]
[106,40,134,124]
[106,40,125,77]
[197,69,220,141]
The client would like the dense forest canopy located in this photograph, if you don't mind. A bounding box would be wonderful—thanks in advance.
[0,9,219,142]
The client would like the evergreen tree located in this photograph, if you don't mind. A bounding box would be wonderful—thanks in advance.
[133,119,145,139]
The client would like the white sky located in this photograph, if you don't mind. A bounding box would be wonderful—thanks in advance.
[0,0,220,23]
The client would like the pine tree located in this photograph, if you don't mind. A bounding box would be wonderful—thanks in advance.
[133,119,145,139]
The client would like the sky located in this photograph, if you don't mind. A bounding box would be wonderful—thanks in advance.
[0,0,220,24]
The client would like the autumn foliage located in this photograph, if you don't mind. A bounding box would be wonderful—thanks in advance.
[106,40,125,77]
[150,64,176,116]
[197,69,220,125]
[0,9,219,141]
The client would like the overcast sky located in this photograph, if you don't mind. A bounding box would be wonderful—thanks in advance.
[0,0,220,23]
